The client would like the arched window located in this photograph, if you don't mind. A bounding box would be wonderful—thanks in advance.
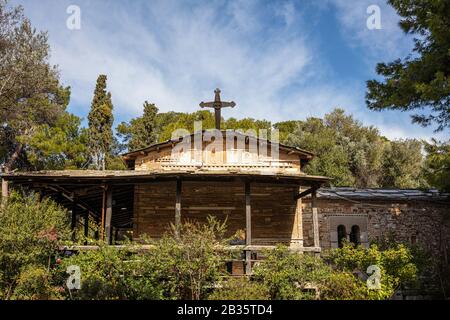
[349,225,360,246]
[337,225,346,248]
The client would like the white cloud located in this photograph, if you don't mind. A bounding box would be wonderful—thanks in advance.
[329,0,414,61]
[20,0,314,122]
[275,1,296,27]
[11,0,447,141]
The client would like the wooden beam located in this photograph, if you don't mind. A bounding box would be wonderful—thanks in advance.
[311,189,320,249]
[175,179,182,238]
[105,187,113,244]
[245,181,252,275]
[46,185,98,217]
[294,185,318,200]
[61,244,322,253]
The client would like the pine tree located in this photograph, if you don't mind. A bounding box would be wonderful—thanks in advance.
[87,75,114,170]
[116,101,158,151]
[366,0,450,131]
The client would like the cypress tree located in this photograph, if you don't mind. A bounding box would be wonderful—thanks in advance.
[87,75,114,170]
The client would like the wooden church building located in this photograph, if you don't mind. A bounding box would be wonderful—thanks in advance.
[2,89,449,277]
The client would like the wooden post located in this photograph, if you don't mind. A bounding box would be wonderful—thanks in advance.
[175,179,182,238]
[245,181,252,275]
[101,187,106,241]
[105,187,113,245]
[71,197,77,242]
[291,185,304,249]
[84,211,89,244]
[1,177,8,208]
[311,189,320,249]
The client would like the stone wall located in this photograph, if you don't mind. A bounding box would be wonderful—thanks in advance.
[302,197,450,259]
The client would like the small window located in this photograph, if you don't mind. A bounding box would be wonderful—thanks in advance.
[349,225,360,246]
[337,225,346,248]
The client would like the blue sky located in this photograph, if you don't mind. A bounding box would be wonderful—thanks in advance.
[11,0,449,141]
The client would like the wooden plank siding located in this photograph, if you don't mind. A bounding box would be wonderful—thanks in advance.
[133,181,300,245]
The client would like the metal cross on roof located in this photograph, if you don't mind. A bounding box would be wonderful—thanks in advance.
[199,88,236,130]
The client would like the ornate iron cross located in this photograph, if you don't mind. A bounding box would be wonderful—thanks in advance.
[199,88,235,130]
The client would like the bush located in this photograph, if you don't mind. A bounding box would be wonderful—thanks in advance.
[0,192,70,299]
[319,271,367,300]
[58,243,129,300]
[144,216,231,300]
[12,265,62,300]
[58,241,167,300]
[323,242,419,299]
[208,277,270,300]
[58,216,231,300]
[252,245,368,300]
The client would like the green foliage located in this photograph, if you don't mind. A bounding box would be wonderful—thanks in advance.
[59,217,231,300]
[153,111,185,141]
[0,205,427,301]
[284,109,385,187]
[0,1,76,171]
[366,0,450,131]
[380,139,426,188]
[148,217,231,300]
[253,246,369,300]
[224,117,272,134]
[117,101,159,151]
[324,242,418,299]
[0,191,70,299]
[11,265,61,300]
[58,242,165,300]
[273,120,301,143]
[118,107,274,149]
[157,110,216,141]
[105,155,127,170]
[18,113,89,170]
[88,74,114,170]
[423,139,450,192]
[208,277,270,300]
[281,108,428,188]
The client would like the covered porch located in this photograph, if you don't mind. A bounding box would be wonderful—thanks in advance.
[2,170,329,274]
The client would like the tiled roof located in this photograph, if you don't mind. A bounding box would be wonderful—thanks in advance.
[318,187,449,201]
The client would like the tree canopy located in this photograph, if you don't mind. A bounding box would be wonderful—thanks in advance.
[280,109,424,188]
[0,1,79,171]
[117,101,159,151]
[366,0,450,131]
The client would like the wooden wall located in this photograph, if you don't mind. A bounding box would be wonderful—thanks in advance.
[133,134,303,175]
[133,181,299,244]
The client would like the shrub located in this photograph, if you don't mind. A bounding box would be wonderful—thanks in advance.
[0,192,70,299]
[58,216,231,300]
[12,265,62,300]
[323,242,419,299]
[208,277,270,300]
[145,216,231,300]
[252,246,361,300]
[58,241,166,300]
